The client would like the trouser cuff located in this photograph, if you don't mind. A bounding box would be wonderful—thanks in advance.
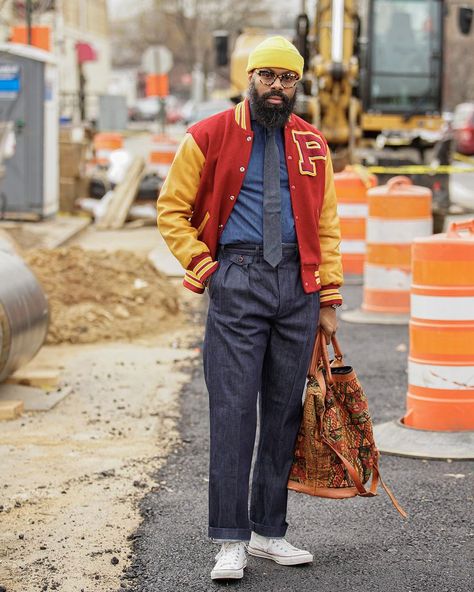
[208,526,251,541]
[249,520,288,538]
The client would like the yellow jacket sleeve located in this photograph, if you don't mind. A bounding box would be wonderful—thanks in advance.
[157,133,210,269]
[319,150,344,306]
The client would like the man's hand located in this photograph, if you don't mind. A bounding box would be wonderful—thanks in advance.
[319,306,338,344]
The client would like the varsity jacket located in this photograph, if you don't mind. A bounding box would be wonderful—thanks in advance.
[157,99,343,307]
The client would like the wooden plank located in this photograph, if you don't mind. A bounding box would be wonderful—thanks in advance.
[0,216,91,250]
[96,157,146,230]
[0,400,23,420]
[0,383,72,412]
[6,369,60,389]
[0,212,42,222]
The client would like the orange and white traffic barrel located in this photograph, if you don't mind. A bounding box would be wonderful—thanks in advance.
[334,166,377,282]
[149,134,179,178]
[341,176,433,324]
[403,220,474,431]
[93,133,123,166]
[363,176,432,314]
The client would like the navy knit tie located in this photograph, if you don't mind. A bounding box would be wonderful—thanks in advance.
[263,128,282,267]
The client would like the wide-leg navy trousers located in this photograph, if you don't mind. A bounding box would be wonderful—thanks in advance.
[203,243,320,541]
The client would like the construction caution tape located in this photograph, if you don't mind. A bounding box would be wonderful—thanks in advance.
[367,164,474,174]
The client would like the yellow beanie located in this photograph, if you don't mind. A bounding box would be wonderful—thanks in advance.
[246,36,304,78]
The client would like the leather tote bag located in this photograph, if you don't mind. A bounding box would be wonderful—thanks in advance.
[288,330,406,517]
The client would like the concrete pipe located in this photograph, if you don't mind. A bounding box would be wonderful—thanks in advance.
[0,251,49,382]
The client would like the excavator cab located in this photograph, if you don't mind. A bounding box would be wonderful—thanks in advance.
[361,0,444,141]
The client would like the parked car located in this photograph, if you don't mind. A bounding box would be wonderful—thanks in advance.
[129,97,160,121]
[452,102,474,155]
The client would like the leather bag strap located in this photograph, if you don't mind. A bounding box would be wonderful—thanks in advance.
[321,437,407,517]
[321,436,369,496]
[308,329,333,383]
[308,330,322,377]
[375,464,408,518]
[320,330,333,384]
[330,334,344,367]
[310,329,345,377]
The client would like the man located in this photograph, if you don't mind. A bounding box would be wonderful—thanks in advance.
[157,36,343,581]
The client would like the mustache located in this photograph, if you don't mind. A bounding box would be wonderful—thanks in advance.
[248,79,297,128]
[261,90,290,103]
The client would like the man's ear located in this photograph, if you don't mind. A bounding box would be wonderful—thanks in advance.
[247,71,254,83]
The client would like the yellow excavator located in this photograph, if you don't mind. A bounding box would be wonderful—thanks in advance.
[296,0,450,167]
[224,1,472,170]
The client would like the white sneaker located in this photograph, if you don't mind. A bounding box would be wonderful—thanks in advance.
[248,532,313,566]
[211,541,248,580]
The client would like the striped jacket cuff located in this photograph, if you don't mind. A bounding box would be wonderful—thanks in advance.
[320,285,343,307]
[183,253,219,293]
[183,269,205,294]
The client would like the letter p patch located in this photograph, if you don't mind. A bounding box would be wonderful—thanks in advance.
[291,130,327,176]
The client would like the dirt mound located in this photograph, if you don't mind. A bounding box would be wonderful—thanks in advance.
[24,246,180,344]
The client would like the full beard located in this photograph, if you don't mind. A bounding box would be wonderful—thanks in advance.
[248,80,297,129]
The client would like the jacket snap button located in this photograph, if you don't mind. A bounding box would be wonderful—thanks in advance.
[239,166,245,172]
[288,155,292,160]
[238,255,244,263]
[291,185,296,189]
[218,224,223,229]
[230,195,235,200]
[246,136,251,141]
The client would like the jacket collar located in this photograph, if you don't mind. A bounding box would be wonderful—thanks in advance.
[234,99,251,131]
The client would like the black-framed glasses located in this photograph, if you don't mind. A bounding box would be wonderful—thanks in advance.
[255,69,299,88]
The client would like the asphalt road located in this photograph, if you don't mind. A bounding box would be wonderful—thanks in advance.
[120,285,473,592]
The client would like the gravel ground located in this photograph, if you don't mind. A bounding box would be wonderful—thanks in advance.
[121,285,473,592]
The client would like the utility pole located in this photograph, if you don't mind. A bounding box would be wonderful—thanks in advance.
[26,0,33,45]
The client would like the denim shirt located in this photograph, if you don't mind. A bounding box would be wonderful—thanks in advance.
[219,116,296,245]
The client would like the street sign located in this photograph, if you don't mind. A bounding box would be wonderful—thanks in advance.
[0,63,21,99]
[146,74,169,98]
[142,46,173,75]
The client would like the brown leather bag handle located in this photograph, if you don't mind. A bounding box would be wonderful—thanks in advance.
[308,330,322,377]
[331,334,344,361]
[309,330,340,381]
[308,329,333,382]
[320,330,333,384]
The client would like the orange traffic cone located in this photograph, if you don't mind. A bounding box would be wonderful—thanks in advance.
[342,176,432,324]
[93,133,123,166]
[334,166,377,283]
[149,134,179,179]
[403,219,474,431]
[374,220,474,459]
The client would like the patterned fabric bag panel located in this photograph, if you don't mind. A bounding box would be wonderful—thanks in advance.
[288,332,407,517]
[288,368,377,492]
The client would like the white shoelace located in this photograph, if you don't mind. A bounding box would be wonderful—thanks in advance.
[269,539,300,553]
[215,542,246,568]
